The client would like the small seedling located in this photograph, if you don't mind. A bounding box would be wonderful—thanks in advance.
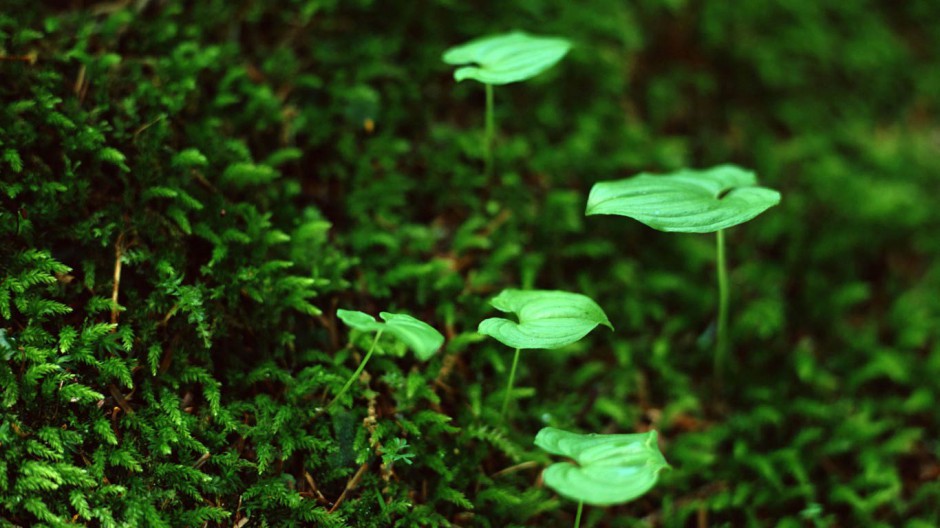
[535,427,669,528]
[477,289,611,420]
[327,309,444,410]
[443,32,571,179]
[585,165,780,377]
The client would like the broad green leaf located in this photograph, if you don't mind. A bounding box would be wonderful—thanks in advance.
[336,309,384,333]
[443,32,571,85]
[336,309,444,361]
[377,312,444,361]
[585,165,781,233]
[535,427,669,506]
[477,290,612,350]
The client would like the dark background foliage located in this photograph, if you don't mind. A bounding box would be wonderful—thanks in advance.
[2,1,939,526]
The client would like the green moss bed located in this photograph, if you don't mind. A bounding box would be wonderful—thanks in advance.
[2,2,940,526]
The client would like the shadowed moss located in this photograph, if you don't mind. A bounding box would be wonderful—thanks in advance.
[2,1,939,526]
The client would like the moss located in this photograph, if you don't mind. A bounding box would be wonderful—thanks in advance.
[2,1,940,526]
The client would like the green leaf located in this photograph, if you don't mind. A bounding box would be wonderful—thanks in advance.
[443,32,571,85]
[478,290,612,350]
[535,427,669,506]
[336,309,444,361]
[378,312,445,361]
[336,309,383,332]
[585,165,781,233]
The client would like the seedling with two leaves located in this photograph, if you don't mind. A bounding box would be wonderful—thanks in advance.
[536,427,669,527]
[477,289,611,420]
[586,165,781,377]
[325,309,444,410]
[443,32,571,179]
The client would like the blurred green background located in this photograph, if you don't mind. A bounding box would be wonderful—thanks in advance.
[2,1,939,526]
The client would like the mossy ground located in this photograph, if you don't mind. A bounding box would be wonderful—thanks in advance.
[2,2,940,526]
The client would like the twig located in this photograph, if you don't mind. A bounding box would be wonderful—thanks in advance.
[160,303,180,326]
[158,347,174,373]
[491,460,539,478]
[74,64,85,95]
[481,208,511,237]
[434,350,458,389]
[363,390,391,481]
[319,301,339,351]
[108,384,134,414]
[0,53,37,64]
[111,233,124,325]
[132,114,166,142]
[232,495,245,528]
[192,171,222,195]
[328,462,370,513]
[303,471,329,505]
[90,0,131,15]
[192,452,211,469]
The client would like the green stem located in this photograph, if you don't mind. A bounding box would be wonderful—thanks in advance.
[327,330,383,410]
[500,347,521,420]
[715,229,730,377]
[573,501,583,528]
[484,83,495,179]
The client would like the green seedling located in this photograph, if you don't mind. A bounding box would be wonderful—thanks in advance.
[443,31,571,179]
[477,289,611,420]
[535,427,669,528]
[585,164,780,377]
[327,309,444,409]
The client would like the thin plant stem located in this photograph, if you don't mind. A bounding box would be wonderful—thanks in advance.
[500,347,521,420]
[573,501,583,528]
[484,83,495,179]
[715,229,730,377]
[327,330,383,410]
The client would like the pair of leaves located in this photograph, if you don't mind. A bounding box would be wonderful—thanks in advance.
[535,427,669,506]
[443,32,571,85]
[478,289,612,350]
[336,310,443,361]
[586,165,781,233]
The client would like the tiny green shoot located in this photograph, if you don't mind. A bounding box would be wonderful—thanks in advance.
[443,32,571,179]
[327,309,444,410]
[585,165,780,377]
[477,289,611,420]
[535,427,669,526]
